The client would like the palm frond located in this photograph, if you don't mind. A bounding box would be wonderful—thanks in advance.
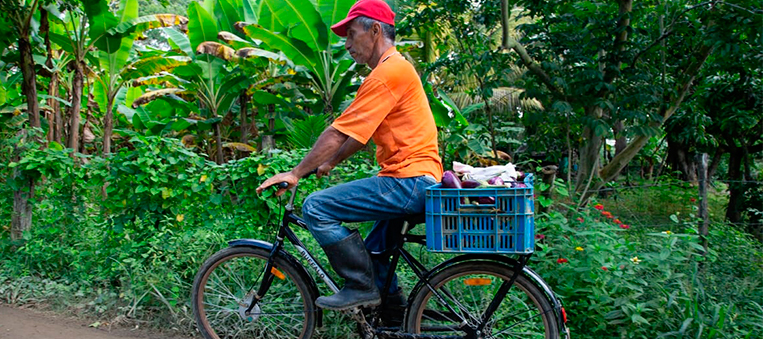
[286,114,329,149]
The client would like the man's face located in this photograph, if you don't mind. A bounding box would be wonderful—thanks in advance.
[345,20,377,65]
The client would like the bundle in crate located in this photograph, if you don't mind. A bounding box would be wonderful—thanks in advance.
[425,174,535,253]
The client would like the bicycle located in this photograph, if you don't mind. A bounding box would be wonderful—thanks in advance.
[191,172,570,339]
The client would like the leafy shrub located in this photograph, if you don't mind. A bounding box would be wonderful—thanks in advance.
[533,202,763,339]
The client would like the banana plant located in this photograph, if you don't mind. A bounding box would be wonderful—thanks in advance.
[130,2,253,164]
[239,0,357,115]
[89,0,189,156]
[132,0,303,160]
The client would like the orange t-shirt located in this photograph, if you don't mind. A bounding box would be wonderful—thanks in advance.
[332,47,443,181]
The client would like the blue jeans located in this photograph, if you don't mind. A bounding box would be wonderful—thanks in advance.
[302,175,437,293]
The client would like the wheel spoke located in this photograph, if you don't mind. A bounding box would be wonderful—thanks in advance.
[410,262,557,339]
[193,248,315,339]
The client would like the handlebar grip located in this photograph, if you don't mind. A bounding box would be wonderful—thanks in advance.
[273,168,319,190]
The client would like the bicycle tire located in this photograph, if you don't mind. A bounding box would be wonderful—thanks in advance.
[405,261,560,339]
[192,246,317,339]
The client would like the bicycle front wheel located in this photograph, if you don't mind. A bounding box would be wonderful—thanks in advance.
[406,261,559,339]
[192,246,317,339]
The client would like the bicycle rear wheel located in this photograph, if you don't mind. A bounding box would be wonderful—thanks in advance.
[406,261,559,339]
[192,246,317,339]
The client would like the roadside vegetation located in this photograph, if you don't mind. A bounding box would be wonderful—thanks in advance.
[1,0,761,338]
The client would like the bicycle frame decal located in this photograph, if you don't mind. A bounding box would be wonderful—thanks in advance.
[294,244,340,293]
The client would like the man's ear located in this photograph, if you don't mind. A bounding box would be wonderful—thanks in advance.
[372,22,382,38]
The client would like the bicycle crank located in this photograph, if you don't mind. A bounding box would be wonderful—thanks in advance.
[348,307,376,339]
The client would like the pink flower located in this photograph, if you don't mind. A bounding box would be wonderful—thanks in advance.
[535,234,546,240]
[601,266,608,271]
[577,217,584,223]
[620,224,630,229]
[557,258,569,264]
[594,204,604,210]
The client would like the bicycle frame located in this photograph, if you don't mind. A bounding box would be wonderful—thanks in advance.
[233,183,568,339]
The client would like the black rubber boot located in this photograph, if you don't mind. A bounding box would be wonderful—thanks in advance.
[316,231,381,310]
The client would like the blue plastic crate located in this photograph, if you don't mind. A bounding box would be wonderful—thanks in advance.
[425,174,535,254]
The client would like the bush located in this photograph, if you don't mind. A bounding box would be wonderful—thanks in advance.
[533,202,763,339]
[0,136,381,332]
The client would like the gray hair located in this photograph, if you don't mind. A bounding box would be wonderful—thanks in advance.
[354,16,396,42]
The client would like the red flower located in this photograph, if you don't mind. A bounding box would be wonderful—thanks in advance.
[594,204,604,210]
[577,217,584,223]
[601,266,608,271]
[601,211,614,219]
[614,219,622,224]
[620,224,630,229]
[557,258,569,264]
[535,234,546,240]
[690,198,697,202]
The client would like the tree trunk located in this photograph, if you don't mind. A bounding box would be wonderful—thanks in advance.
[500,0,510,49]
[49,74,62,143]
[262,104,276,154]
[612,119,628,177]
[575,106,604,192]
[68,61,84,153]
[19,35,40,129]
[103,95,115,156]
[214,121,224,164]
[41,8,56,144]
[10,130,34,241]
[613,120,627,155]
[707,147,723,181]
[484,98,499,158]
[667,138,697,182]
[240,94,248,144]
[249,105,261,151]
[11,176,34,241]
[725,148,743,223]
[80,108,92,155]
[539,165,558,214]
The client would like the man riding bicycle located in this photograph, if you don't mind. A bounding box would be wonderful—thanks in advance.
[256,0,442,318]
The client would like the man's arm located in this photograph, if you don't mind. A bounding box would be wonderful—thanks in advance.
[256,126,349,195]
[317,137,366,178]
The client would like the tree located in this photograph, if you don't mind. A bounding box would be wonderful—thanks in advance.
[0,0,43,129]
[0,0,47,241]
[507,0,759,203]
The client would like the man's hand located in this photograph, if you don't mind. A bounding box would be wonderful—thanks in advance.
[256,171,299,197]
[317,162,334,179]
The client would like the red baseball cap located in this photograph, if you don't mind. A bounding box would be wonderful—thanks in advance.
[331,0,395,37]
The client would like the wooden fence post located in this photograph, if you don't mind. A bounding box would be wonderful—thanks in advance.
[696,153,709,255]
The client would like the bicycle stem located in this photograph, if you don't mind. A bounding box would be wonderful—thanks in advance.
[285,185,299,212]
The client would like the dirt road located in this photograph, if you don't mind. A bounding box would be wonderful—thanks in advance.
[0,304,196,339]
